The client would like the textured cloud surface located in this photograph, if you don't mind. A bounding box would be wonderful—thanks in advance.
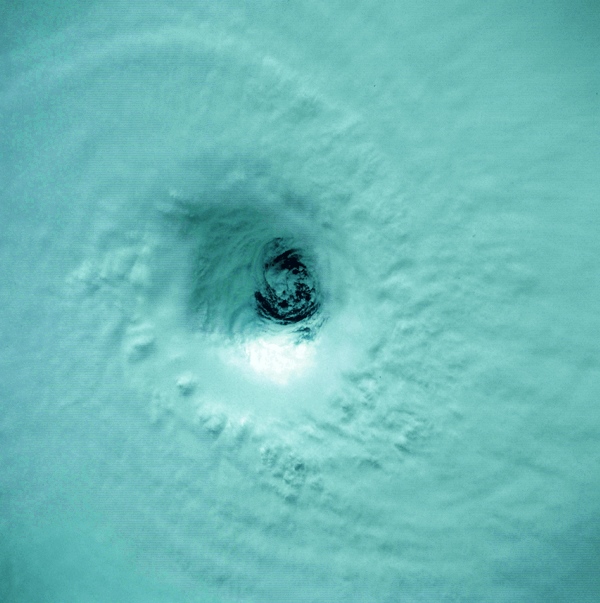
[1,2,599,601]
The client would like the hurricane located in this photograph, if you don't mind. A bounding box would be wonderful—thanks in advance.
[1,2,599,602]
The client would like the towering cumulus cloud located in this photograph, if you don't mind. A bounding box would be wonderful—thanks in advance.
[1,2,599,602]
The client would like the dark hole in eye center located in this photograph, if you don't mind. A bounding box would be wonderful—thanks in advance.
[255,243,320,325]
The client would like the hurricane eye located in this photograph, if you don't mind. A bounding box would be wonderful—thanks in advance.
[254,239,321,329]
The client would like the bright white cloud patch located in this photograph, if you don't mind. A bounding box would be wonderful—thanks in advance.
[244,334,315,385]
